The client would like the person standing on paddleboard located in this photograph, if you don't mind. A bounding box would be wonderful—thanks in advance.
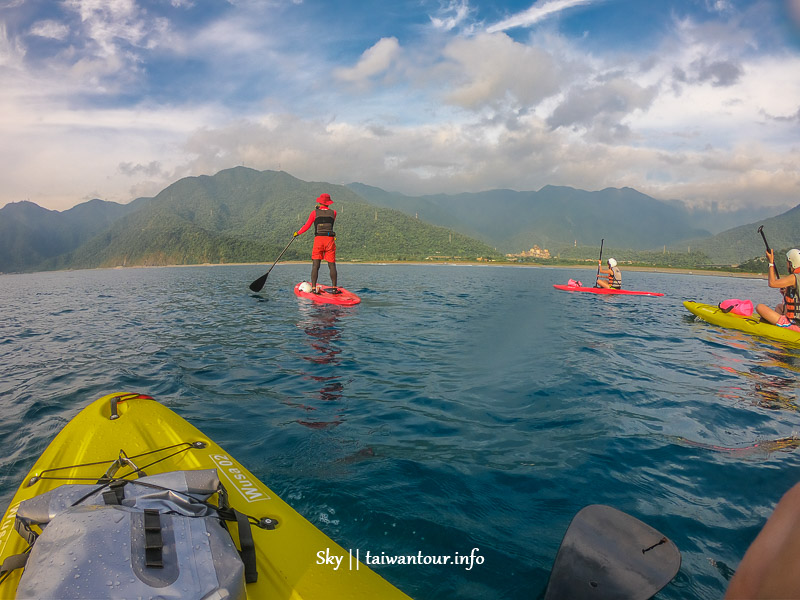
[596,257,622,289]
[294,193,339,294]
[755,248,800,327]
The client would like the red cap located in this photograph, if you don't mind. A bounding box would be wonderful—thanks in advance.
[316,193,332,206]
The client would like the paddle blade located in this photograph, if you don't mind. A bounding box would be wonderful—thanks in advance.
[249,272,268,292]
[544,505,681,600]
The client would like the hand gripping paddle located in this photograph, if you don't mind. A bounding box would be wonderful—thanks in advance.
[544,505,681,600]
[594,239,604,288]
[758,225,780,277]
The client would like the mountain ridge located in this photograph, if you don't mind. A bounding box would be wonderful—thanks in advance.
[1,167,796,273]
[8,167,499,273]
[346,182,711,252]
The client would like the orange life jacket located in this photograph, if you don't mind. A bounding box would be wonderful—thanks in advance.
[782,269,800,321]
[607,266,622,289]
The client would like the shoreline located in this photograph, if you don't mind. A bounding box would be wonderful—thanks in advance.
[138,260,769,279]
[4,261,766,280]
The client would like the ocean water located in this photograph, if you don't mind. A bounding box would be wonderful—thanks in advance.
[1,263,800,599]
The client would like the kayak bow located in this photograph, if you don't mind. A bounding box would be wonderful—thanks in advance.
[0,393,409,599]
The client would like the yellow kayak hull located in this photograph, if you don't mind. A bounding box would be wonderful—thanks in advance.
[0,393,411,599]
[684,301,800,346]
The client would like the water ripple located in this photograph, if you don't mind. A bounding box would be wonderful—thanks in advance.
[2,265,800,599]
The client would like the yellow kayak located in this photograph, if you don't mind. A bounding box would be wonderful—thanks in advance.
[0,393,411,599]
[684,301,800,346]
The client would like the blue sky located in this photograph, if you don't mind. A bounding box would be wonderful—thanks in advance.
[1,0,799,214]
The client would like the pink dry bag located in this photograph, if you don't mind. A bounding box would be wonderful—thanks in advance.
[718,299,753,316]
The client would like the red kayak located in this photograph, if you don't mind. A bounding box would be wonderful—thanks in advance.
[553,284,664,297]
[294,283,361,306]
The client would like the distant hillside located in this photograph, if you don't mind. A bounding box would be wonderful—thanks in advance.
[691,203,800,265]
[7,166,790,274]
[38,168,499,271]
[347,183,711,253]
[687,203,788,236]
[0,199,142,272]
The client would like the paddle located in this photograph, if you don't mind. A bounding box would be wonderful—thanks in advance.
[249,236,296,292]
[544,504,681,600]
[594,239,604,288]
[758,225,780,277]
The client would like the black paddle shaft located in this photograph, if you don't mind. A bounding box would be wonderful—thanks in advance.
[595,239,604,288]
[758,225,780,277]
[249,236,296,292]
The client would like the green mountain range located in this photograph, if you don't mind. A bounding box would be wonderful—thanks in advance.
[346,183,712,253]
[0,199,143,272]
[0,168,499,273]
[1,167,796,274]
[687,204,800,266]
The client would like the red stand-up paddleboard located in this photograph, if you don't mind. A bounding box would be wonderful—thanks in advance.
[553,283,664,297]
[294,283,361,306]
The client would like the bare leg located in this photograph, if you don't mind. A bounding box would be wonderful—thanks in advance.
[311,259,321,291]
[329,261,337,288]
[596,279,611,289]
[756,302,784,325]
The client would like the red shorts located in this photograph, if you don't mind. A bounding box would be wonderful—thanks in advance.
[312,236,336,262]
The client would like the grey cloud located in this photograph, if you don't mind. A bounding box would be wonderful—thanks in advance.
[441,34,565,111]
[118,161,168,178]
[658,152,688,166]
[547,77,658,131]
[690,57,743,86]
[761,106,800,123]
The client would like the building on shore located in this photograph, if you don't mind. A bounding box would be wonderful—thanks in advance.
[506,245,551,260]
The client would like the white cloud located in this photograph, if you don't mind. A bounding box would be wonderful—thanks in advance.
[190,13,273,57]
[487,0,599,33]
[0,22,25,68]
[29,20,70,40]
[441,33,564,110]
[333,37,401,84]
[1,0,175,109]
[430,0,473,32]
[64,0,143,53]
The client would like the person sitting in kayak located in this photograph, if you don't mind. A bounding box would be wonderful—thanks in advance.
[755,248,800,327]
[596,258,622,289]
[294,193,339,294]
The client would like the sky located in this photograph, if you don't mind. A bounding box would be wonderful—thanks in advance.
[1,0,799,214]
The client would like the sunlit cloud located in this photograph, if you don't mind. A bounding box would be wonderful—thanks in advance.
[441,33,564,110]
[333,37,401,84]
[487,0,600,33]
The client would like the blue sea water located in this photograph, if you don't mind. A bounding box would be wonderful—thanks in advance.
[1,263,800,599]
